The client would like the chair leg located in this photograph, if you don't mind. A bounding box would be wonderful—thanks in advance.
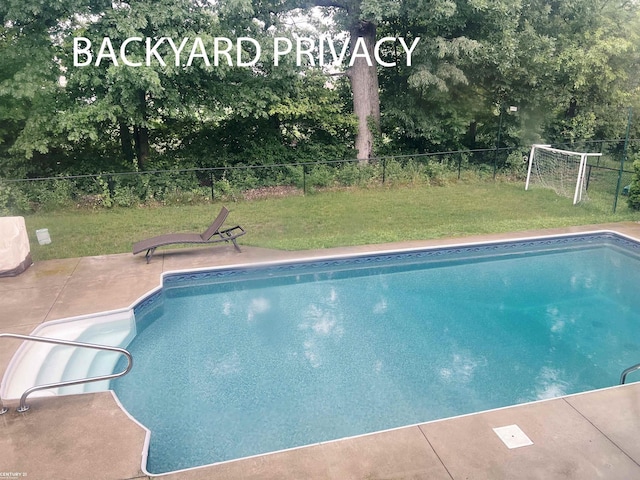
[145,247,156,263]
[219,231,242,253]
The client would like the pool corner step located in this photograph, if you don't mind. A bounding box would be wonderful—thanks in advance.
[58,323,136,395]
[1,310,136,400]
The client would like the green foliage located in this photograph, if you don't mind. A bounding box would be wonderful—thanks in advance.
[2,0,640,181]
[379,158,419,184]
[504,149,529,180]
[374,0,640,153]
[112,186,139,208]
[0,180,71,212]
[303,165,335,190]
[3,0,345,175]
[0,181,30,215]
[96,176,114,208]
[335,161,378,186]
[3,146,634,217]
[627,159,640,210]
[213,176,240,202]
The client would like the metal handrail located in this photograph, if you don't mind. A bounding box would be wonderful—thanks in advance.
[0,333,133,414]
[620,363,640,385]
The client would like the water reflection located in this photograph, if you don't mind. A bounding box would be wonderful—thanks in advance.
[534,366,569,399]
[298,287,344,368]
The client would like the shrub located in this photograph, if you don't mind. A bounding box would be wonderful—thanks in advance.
[113,185,140,207]
[424,160,451,186]
[226,168,260,191]
[0,181,31,214]
[504,150,529,180]
[25,180,75,211]
[95,175,114,208]
[382,158,431,185]
[212,177,240,202]
[335,161,377,186]
[381,158,407,183]
[304,164,335,189]
[627,159,640,210]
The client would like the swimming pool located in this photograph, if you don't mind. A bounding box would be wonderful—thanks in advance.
[112,231,640,474]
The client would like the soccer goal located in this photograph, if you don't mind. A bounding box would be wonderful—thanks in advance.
[525,144,602,205]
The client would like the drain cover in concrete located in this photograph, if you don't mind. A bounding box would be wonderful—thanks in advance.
[492,424,533,449]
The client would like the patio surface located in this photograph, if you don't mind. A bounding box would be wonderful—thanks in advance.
[2,222,640,479]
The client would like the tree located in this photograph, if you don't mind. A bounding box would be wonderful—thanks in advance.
[458,0,640,148]
[250,0,400,161]
[2,0,294,172]
[180,68,356,167]
[375,0,640,156]
[0,1,107,174]
[375,0,481,152]
[3,0,640,180]
[55,0,238,170]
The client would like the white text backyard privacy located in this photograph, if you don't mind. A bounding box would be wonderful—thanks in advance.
[72,36,420,68]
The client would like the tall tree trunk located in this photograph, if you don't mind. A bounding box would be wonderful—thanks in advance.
[119,122,135,165]
[465,120,477,149]
[348,20,380,163]
[133,90,150,169]
[134,126,150,170]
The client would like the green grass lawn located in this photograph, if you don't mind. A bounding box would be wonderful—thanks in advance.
[23,180,640,261]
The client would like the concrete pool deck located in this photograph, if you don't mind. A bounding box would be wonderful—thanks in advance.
[2,222,640,479]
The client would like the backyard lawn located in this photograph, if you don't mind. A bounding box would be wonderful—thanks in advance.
[23,180,640,261]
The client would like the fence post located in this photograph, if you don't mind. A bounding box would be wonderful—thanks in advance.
[458,153,462,179]
[302,164,307,195]
[613,107,633,213]
[596,141,603,167]
[107,175,115,199]
[210,171,215,200]
[382,158,386,185]
[585,165,592,191]
[493,108,504,180]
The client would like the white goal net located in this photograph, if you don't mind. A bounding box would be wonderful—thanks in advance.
[525,144,602,205]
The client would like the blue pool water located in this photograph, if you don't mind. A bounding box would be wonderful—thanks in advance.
[113,232,640,474]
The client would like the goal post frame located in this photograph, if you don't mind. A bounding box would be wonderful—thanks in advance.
[525,144,602,205]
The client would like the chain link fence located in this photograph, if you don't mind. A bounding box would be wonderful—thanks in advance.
[562,139,639,212]
[1,143,637,215]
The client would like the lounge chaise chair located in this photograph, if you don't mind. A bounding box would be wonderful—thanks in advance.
[133,206,245,263]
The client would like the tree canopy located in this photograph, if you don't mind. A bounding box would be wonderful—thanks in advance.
[1,0,639,177]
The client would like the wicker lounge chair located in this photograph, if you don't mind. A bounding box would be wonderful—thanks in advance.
[132,206,245,263]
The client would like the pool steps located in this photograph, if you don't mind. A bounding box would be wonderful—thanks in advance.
[1,310,135,400]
